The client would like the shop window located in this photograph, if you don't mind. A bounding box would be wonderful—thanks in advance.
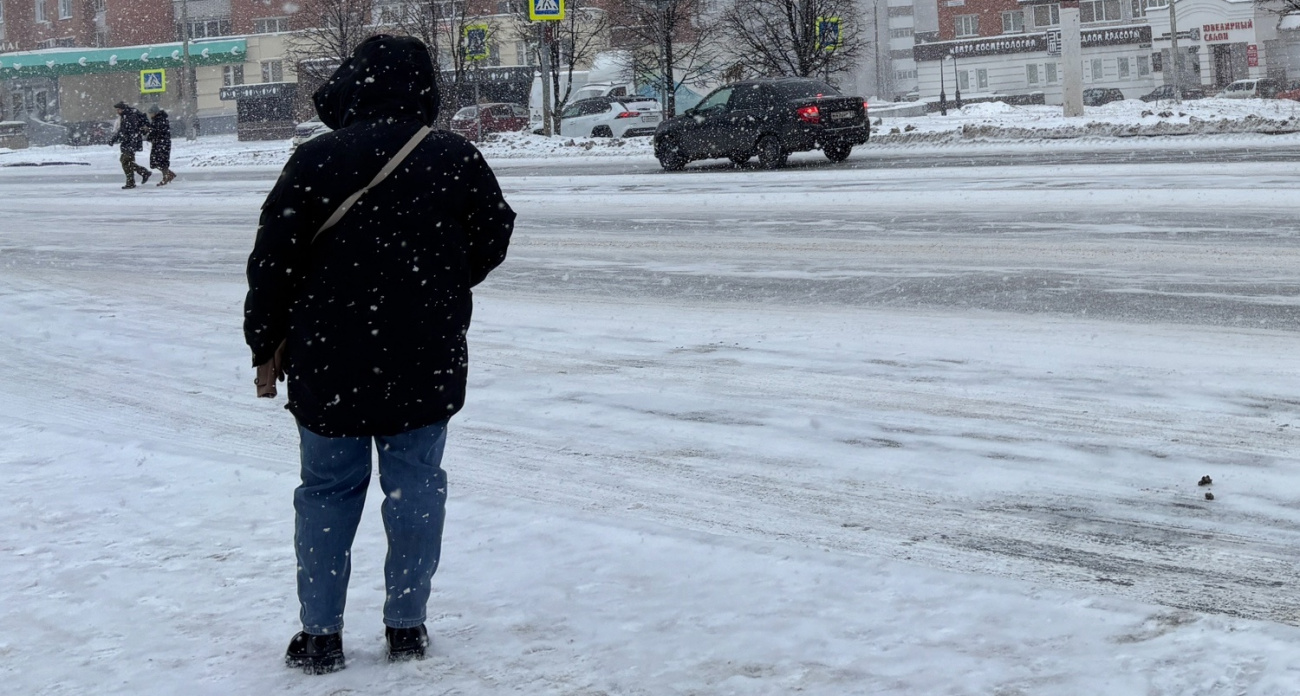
[976,68,988,89]
[1027,63,1039,85]
[1091,58,1104,81]
[958,70,970,91]
[1137,55,1150,76]
[1046,63,1058,83]
[1117,57,1130,79]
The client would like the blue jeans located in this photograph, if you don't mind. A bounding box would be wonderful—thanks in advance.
[294,420,448,634]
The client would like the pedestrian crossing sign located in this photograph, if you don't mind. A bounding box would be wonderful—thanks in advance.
[528,0,564,21]
[817,17,842,52]
[140,69,166,94]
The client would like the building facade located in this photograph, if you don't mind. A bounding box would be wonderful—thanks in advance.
[909,0,1292,105]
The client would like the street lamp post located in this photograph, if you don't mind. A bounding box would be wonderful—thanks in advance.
[939,54,948,116]
[1168,0,1182,104]
[178,0,198,140]
[952,53,962,109]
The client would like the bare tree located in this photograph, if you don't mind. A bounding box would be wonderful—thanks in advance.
[718,0,862,81]
[285,0,375,88]
[507,0,612,132]
[389,0,499,126]
[1255,0,1300,15]
[609,0,721,117]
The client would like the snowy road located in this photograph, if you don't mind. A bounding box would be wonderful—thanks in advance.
[5,143,1300,694]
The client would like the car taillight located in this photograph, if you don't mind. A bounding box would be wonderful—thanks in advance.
[863,100,869,111]
[615,111,639,119]
[796,105,820,123]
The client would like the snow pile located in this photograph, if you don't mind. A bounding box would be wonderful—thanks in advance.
[873,97,1300,144]
[476,131,654,158]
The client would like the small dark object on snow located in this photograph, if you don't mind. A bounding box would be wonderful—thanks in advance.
[285,631,345,674]
[1205,492,1215,501]
[1198,475,1213,486]
[386,624,429,662]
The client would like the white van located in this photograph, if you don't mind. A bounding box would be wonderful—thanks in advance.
[1215,78,1282,99]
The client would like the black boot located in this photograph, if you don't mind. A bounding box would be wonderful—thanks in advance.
[140,170,151,185]
[385,624,429,662]
[285,631,345,674]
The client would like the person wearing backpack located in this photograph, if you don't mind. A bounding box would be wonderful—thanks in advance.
[109,101,150,189]
[243,34,514,674]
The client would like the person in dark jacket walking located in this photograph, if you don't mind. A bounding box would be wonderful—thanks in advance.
[243,34,514,674]
[145,106,176,186]
[109,101,150,189]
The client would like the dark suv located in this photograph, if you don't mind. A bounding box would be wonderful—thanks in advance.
[1082,87,1125,106]
[653,78,870,170]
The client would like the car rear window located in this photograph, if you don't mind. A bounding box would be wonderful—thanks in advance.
[769,80,841,99]
[454,106,477,118]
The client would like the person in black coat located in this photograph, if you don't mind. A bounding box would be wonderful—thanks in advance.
[145,106,176,185]
[108,101,150,189]
[243,34,514,673]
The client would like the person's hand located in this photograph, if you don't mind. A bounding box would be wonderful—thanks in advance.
[255,340,286,398]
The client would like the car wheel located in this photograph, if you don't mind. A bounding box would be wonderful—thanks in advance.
[656,137,688,171]
[823,143,852,163]
[591,125,613,138]
[757,135,787,170]
[729,153,751,165]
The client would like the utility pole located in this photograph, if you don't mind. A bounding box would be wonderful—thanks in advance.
[178,0,198,139]
[1060,0,1083,117]
[538,23,553,135]
[1169,0,1182,104]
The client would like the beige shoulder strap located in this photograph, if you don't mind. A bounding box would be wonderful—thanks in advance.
[311,125,432,244]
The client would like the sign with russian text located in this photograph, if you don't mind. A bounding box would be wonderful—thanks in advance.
[528,0,564,21]
[1203,19,1252,43]
[139,68,165,93]
[1247,44,1258,67]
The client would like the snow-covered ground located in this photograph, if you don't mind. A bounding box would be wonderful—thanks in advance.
[5,121,1300,694]
[6,96,1300,170]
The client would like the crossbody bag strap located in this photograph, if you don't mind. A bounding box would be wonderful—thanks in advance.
[311,124,432,244]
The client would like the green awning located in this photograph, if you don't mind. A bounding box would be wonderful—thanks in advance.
[0,38,247,79]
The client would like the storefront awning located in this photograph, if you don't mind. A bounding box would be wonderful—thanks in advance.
[0,38,247,79]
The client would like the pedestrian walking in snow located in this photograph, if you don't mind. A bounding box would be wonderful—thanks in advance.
[145,106,176,186]
[109,101,150,189]
[243,34,514,674]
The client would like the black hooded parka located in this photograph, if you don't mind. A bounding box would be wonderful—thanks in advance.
[243,35,515,437]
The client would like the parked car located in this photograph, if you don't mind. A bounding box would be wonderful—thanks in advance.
[558,96,663,138]
[1275,80,1300,101]
[1138,84,1206,101]
[1215,78,1282,99]
[653,77,869,171]
[450,102,529,140]
[1083,88,1125,106]
[292,118,331,148]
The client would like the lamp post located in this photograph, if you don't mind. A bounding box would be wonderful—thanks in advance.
[952,52,962,109]
[938,54,948,116]
[1168,0,1182,104]
[178,0,197,140]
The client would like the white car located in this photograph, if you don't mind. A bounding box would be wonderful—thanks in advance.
[1214,78,1282,99]
[559,96,662,138]
[291,118,331,148]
